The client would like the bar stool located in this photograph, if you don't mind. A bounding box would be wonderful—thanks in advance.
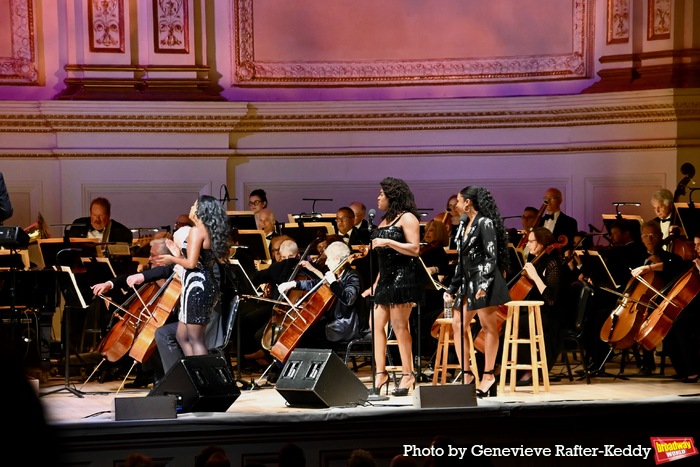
[432,318,480,386]
[499,300,550,394]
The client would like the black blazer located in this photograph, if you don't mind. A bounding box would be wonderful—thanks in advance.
[539,212,578,248]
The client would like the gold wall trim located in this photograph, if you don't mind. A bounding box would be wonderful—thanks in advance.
[234,0,592,85]
[0,0,39,84]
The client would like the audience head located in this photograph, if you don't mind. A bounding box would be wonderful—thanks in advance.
[651,188,674,220]
[249,189,268,214]
[195,445,230,467]
[349,201,367,227]
[423,220,449,247]
[335,207,356,235]
[390,455,418,467]
[278,443,305,467]
[89,197,112,231]
[346,449,376,467]
[124,453,154,467]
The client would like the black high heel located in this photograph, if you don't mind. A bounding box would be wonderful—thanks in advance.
[370,371,390,395]
[476,370,497,398]
[453,370,475,385]
[392,373,415,397]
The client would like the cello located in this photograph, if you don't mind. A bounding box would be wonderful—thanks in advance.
[635,264,700,350]
[473,241,564,353]
[128,271,181,363]
[269,247,368,363]
[598,270,664,350]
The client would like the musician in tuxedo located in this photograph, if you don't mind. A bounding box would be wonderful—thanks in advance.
[650,188,678,240]
[239,239,301,369]
[278,241,362,347]
[662,232,700,383]
[0,172,13,223]
[629,221,687,375]
[258,208,279,256]
[350,201,369,231]
[538,188,578,248]
[68,197,133,244]
[335,206,370,246]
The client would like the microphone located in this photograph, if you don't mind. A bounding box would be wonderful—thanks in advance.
[588,224,601,233]
[456,214,469,238]
[368,209,376,230]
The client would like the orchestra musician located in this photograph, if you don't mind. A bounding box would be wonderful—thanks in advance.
[538,188,578,248]
[349,201,369,231]
[277,241,362,347]
[629,221,686,375]
[433,194,460,248]
[335,206,370,246]
[362,177,424,397]
[419,219,451,360]
[443,186,511,398]
[650,188,678,241]
[249,189,268,230]
[68,197,133,244]
[517,227,566,385]
[154,195,229,357]
[662,232,700,383]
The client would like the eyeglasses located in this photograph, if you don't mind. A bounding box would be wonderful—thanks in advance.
[248,200,262,207]
[543,196,560,202]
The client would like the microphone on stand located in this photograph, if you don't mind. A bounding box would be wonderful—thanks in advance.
[368,209,376,231]
[456,214,469,239]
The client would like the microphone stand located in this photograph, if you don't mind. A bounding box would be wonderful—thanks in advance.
[367,221,389,402]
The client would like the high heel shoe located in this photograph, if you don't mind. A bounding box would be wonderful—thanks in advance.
[370,371,389,395]
[476,370,497,398]
[452,370,475,385]
[392,373,416,397]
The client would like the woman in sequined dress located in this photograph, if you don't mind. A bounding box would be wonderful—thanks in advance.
[362,177,424,396]
[443,186,511,398]
[156,195,229,356]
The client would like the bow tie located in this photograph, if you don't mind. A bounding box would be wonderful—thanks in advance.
[93,228,105,233]
[659,218,671,224]
[342,233,350,239]
[541,213,554,221]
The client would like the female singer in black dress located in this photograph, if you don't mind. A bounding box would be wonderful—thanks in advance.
[156,195,229,356]
[444,186,511,398]
[363,177,424,396]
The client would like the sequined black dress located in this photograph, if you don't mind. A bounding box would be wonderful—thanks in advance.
[371,213,424,306]
[179,248,220,325]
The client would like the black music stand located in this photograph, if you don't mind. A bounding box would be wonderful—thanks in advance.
[227,211,258,231]
[41,249,103,397]
[674,202,700,237]
[234,230,270,264]
[281,222,334,252]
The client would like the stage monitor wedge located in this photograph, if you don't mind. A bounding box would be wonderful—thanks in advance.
[149,355,240,413]
[0,226,29,249]
[275,348,369,408]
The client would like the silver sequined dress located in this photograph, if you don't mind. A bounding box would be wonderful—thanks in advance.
[179,248,220,325]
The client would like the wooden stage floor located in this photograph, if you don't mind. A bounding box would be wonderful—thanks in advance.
[33,355,700,467]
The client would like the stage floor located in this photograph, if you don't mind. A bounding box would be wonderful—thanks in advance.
[33,356,700,467]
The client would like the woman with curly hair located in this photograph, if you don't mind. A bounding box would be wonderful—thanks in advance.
[156,195,229,356]
[444,186,510,398]
[363,177,424,396]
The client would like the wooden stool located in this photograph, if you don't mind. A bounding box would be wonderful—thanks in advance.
[432,318,480,386]
[499,300,550,394]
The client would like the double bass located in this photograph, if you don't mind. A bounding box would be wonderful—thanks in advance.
[664,163,696,261]
[269,247,368,363]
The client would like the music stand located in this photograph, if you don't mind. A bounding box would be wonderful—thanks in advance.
[227,211,258,231]
[602,214,644,236]
[42,260,92,398]
[674,203,700,237]
[37,238,98,270]
[281,222,334,252]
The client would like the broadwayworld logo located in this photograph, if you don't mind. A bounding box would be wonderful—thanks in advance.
[651,437,698,464]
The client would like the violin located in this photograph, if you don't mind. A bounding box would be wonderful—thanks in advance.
[473,242,564,354]
[269,246,368,363]
[598,269,664,350]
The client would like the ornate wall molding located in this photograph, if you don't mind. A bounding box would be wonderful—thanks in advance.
[88,0,125,53]
[153,0,189,54]
[233,0,593,86]
[0,0,39,84]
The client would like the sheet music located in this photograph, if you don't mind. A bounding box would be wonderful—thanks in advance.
[573,250,620,290]
[230,259,263,297]
[57,266,89,309]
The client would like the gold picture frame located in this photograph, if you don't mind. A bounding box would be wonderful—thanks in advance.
[647,0,671,41]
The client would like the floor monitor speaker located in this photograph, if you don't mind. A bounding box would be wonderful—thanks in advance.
[149,354,240,413]
[413,384,477,408]
[275,348,369,408]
